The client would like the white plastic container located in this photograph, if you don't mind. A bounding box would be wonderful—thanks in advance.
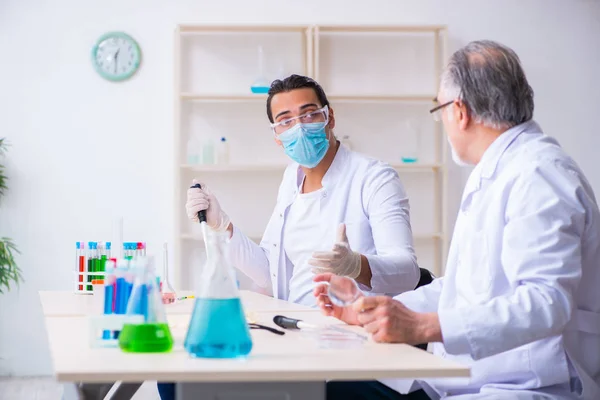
[216,137,230,164]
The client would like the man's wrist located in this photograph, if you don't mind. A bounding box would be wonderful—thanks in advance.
[418,312,443,344]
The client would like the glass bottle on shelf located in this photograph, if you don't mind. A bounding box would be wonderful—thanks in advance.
[400,118,420,164]
[250,45,270,94]
[201,135,215,165]
[186,133,200,165]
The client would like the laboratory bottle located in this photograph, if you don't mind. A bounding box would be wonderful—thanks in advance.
[186,134,200,165]
[201,135,215,165]
[184,230,253,358]
[216,137,230,164]
[118,257,173,353]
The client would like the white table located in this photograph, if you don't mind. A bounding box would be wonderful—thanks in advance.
[40,290,469,400]
[38,290,311,316]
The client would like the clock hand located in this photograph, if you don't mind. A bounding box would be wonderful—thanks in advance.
[113,50,120,74]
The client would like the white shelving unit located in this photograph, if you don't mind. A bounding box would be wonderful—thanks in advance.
[174,24,448,290]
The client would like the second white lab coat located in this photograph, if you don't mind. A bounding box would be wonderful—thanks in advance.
[391,121,600,399]
[228,144,420,300]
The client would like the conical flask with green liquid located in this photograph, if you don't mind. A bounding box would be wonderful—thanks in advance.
[118,256,173,353]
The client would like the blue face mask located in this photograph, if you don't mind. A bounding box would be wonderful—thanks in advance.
[278,122,330,168]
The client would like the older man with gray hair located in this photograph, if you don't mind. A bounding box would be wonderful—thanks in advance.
[316,40,600,399]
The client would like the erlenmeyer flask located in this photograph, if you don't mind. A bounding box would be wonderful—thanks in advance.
[184,230,253,358]
[118,257,174,353]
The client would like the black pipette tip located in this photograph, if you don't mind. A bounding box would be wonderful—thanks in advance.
[273,315,301,330]
[190,183,207,223]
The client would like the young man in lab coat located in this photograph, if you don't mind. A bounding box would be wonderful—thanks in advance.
[185,74,422,307]
[316,40,600,399]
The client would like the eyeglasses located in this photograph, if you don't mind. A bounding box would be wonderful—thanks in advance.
[271,105,329,135]
[429,100,453,122]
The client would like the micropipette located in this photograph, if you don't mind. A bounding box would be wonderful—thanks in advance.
[273,315,317,330]
[190,183,210,255]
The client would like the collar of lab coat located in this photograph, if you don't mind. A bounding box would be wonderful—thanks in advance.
[463,120,539,197]
[294,141,348,192]
[478,119,539,180]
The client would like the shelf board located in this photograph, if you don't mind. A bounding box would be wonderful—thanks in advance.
[179,25,308,34]
[414,233,443,240]
[329,95,435,104]
[180,93,267,102]
[390,163,442,171]
[181,163,441,173]
[180,94,436,104]
[318,25,446,34]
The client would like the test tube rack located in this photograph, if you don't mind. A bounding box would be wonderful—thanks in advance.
[88,314,144,348]
[74,241,146,294]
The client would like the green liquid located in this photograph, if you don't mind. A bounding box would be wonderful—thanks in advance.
[118,323,173,353]
[99,255,107,281]
[87,258,97,291]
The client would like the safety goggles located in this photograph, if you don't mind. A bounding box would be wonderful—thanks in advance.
[270,105,329,135]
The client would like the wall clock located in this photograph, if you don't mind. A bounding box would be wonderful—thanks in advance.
[91,32,141,82]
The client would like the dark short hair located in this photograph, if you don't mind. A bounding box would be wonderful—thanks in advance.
[266,74,330,123]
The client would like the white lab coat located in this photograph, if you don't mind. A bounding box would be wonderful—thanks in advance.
[392,120,600,399]
[228,144,420,300]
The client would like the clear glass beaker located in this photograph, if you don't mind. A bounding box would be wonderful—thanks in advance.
[400,118,421,163]
[250,45,270,94]
[184,230,253,358]
[118,257,174,353]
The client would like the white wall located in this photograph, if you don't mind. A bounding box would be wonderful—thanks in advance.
[0,0,598,376]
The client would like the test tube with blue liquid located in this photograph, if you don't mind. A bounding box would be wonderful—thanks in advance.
[103,260,116,339]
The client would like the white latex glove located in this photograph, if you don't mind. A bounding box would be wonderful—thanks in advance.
[185,179,231,231]
[308,224,362,279]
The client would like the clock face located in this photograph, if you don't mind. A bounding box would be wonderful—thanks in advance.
[92,32,141,81]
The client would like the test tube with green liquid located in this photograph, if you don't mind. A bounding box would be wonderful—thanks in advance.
[87,242,98,291]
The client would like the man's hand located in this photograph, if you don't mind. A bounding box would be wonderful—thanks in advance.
[309,224,362,279]
[313,273,362,326]
[185,179,231,232]
[353,296,442,344]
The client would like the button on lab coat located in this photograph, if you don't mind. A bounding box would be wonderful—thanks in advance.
[393,121,600,399]
[228,144,420,300]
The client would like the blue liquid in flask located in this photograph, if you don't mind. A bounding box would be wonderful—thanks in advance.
[184,298,253,358]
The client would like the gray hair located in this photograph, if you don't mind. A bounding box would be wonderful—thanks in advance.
[440,40,534,130]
